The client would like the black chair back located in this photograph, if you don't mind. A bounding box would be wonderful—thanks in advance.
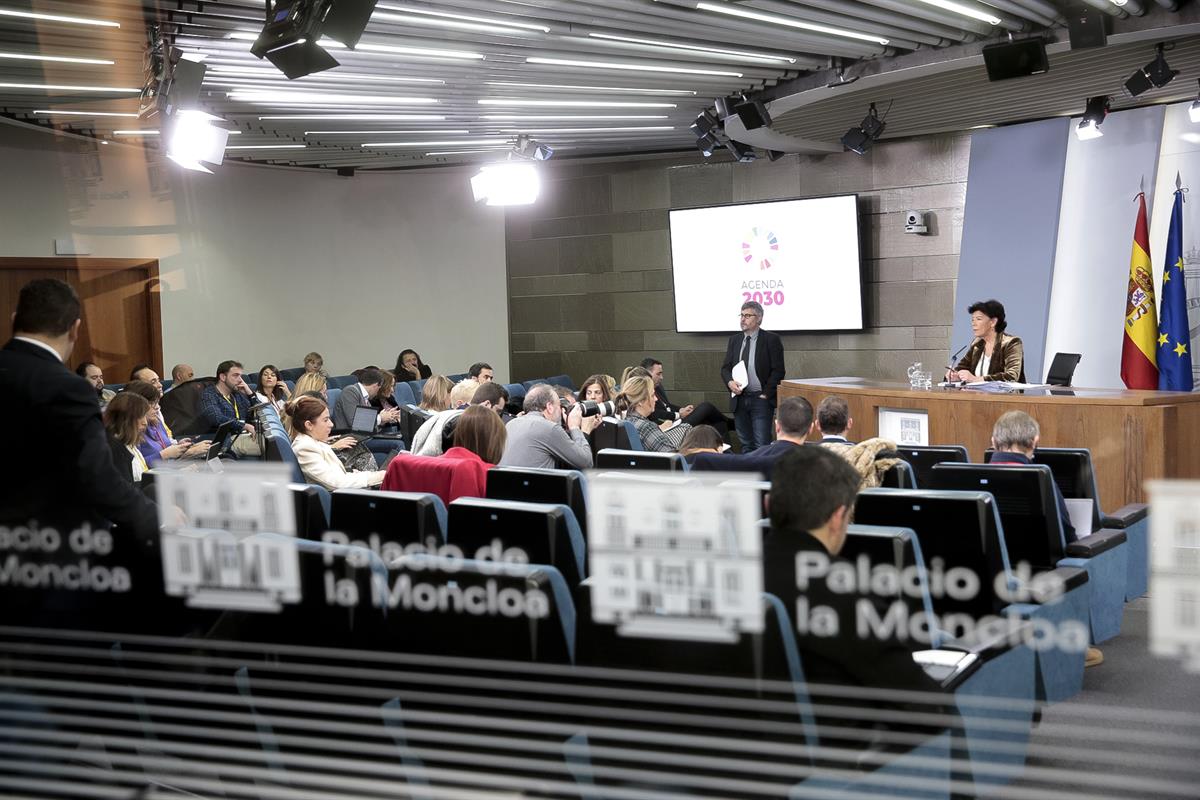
[160,377,218,437]
[985,447,1103,531]
[400,404,432,448]
[1045,352,1082,386]
[881,459,916,488]
[486,466,589,539]
[596,448,686,471]
[891,444,968,489]
[329,488,447,548]
[290,483,330,541]
[928,463,1066,571]
[447,498,586,587]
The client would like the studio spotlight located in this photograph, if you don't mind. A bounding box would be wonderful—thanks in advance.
[1124,43,1178,98]
[514,135,553,161]
[1076,95,1110,141]
[140,32,206,120]
[840,102,886,155]
[251,0,379,79]
[165,110,230,173]
[690,109,719,138]
[727,139,757,163]
[1190,80,1200,124]
[471,162,540,206]
[732,96,771,131]
[714,96,737,121]
[696,132,720,157]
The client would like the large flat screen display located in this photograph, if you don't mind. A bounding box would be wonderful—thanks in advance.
[669,194,864,333]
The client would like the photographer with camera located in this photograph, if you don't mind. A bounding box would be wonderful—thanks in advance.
[499,384,597,469]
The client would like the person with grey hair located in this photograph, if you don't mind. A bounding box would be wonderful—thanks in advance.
[499,383,597,469]
[720,300,786,453]
[816,395,854,445]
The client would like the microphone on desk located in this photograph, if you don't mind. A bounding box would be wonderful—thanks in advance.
[945,339,975,384]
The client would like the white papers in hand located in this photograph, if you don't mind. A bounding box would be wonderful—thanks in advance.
[731,362,748,396]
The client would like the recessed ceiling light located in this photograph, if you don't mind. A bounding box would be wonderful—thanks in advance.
[694,3,890,45]
[372,6,549,34]
[225,144,308,149]
[34,109,140,117]
[484,81,696,95]
[498,126,675,133]
[478,99,676,108]
[113,130,160,135]
[354,42,484,60]
[0,82,139,92]
[363,139,510,147]
[425,148,512,156]
[910,0,1001,25]
[525,57,742,77]
[258,114,446,120]
[304,129,469,135]
[0,52,114,65]
[0,8,120,28]
[481,114,671,120]
[227,91,438,104]
[586,32,795,63]
[207,66,444,84]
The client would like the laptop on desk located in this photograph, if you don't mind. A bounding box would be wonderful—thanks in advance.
[346,405,405,441]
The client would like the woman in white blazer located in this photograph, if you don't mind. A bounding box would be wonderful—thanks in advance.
[287,395,385,491]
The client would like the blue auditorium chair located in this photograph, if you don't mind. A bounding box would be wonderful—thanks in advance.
[326,387,342,414]
[544,374,575,390]
[405,379,427,400]
[445,372,468,382]
[392,382,416,408]
[160,379,173,391]
[277,366,305,382]
[264,430,305,484]
[447,497,586,587]
[929,463,1128,644]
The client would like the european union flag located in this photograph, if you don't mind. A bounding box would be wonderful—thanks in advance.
[1159,186,1193,391]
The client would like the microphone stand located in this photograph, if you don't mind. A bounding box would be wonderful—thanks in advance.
[945,340,973,386]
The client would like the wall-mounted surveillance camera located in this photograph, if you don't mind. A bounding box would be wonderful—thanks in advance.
[904,209,929,235]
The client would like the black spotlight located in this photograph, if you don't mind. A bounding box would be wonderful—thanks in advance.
[1124,43,1178,98]
[733,97,772,131]
[727,139,757,163]
[139,32,207,119]
[690,110,719,138]
[714,96,738,121]
[696,132,721,158]
[251,0,379,79]
[1075,95,1110,140]
[840,102,886,155]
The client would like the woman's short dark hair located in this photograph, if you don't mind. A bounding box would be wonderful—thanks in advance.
[453,404,507,464]
[257,364,286,401]
[967,299,1007,333]
[104,391,151,447]
[680,424,724,455]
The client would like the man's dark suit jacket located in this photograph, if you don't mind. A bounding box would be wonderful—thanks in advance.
[720,328,786,411]
[649,384,679,425]
[0,338,158,537]
[689,439,800,478]
[763,527,952,740]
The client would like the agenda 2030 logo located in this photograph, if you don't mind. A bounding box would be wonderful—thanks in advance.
[741,227,778,270]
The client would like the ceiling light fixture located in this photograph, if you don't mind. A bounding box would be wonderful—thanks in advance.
[478,99,676,108]
[840,102,887,154]
[426,148,510,156]
[207,66,444,84]
[113,130,160,135]
[227,90,437,104]
[1124,43,1178,97]
[376,4,549,32]
[471,162,541,206]
[694,3,889,46]
[586,32,796,63]
[0,82,139,93]
[0,52,114,65]
[258,113,445,120]
[225,144,308,149]
[165,110,230,173]
[498,126,675,133]
[910,0,1001,26]
[304,129,469,135]
[1189,80,1200,124]
[696,132,721,158]
[355,42,484,60]
[484,81,696,95]
[250,0,378,79]
[526,57,742,77]
[0,8,120,28]
[363,139,510,147]
[34,109,140,117]
[372,8,548,34]
[481,114,670,120]
[1076,95,1110,140]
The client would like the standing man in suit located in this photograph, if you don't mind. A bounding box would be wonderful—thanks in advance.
[720,300,786,452]
[332,367,401,431]
[0,278,158,537]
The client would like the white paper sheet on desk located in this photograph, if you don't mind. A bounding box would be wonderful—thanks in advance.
[1064,498,1094,539]
[731,362,748,396]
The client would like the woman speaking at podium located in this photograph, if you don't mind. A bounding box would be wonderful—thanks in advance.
[947,299,1026,383]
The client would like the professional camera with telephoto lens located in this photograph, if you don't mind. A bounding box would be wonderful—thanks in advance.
[564,400,619,418]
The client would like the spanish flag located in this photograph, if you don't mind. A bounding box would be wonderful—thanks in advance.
[1120,192,1159,390]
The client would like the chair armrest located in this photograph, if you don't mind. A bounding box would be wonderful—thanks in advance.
[940,620,1033,659]
[1100,503,1148,529]
[1064,528,1127,558]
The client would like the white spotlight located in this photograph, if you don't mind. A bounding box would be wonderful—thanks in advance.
[470,162,540,206]
[166,110,229,173]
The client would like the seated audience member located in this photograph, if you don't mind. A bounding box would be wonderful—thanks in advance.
[129,364,163,392]
[468,362,494,383]
[419,374,454,411]
[104,391,152,483]
[198,360,255,435]
[1,278,157,537]
[620,375,691,453]
[766,446,952,737]
[680,424,726,460]
[303,351,326,376]
[990,410,1076,543]
[641,357,729,436]
[293,371,328,403]
[470,381,507,413]
[254,364,292,412]
[332,367,401,431]
[690,396,813,476]
[382,406,505,504]
[409,379,481,456]
[449,404,507,466]
[816,395,854,445]
[395,348,432,382]
[76,361,115,409]
[171,363,193,385]
[500,384,597,469]
[619,364,650,388]
[579,374,612,403]
[552,384,576,405]
[287,395,384,490]
[124,380,210,464]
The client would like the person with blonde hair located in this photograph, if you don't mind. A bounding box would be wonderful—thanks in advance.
[419,375,454,411]
[302,351,326,376]
[286,395,384,490]
[409,378,482,456]
[293,371,327,400]
[450,379,479,409]
[619,365,650,389]
[619,375,691,453]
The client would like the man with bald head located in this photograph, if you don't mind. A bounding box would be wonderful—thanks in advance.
[499,383,596,469]
[171,364,193,384]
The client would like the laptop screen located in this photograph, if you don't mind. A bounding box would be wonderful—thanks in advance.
[351,405,377,434]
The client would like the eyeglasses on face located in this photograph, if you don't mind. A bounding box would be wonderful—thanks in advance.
[739,312,761,319]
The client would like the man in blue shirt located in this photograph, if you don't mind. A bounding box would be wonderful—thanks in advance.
[198,359,255,436]
[988,410,1075,544]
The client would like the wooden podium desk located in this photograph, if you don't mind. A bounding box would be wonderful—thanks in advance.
[778,378,1200,507]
